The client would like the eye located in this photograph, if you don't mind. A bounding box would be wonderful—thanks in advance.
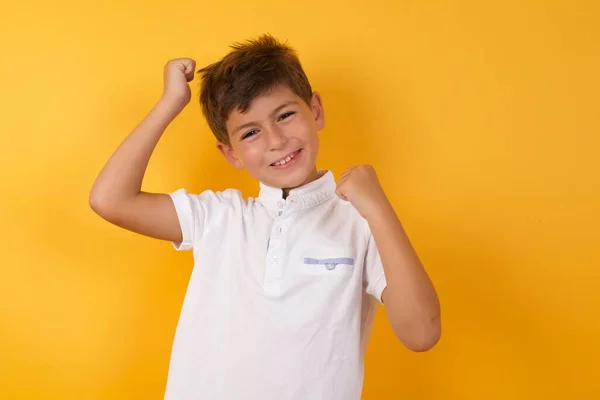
[241,130,258,140]
[277,111,295,122]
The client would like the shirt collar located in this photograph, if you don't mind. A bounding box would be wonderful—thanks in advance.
[257,170,336,213]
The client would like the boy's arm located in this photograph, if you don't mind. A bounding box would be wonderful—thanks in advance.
[89,58,196,243]
[336,165,441,352]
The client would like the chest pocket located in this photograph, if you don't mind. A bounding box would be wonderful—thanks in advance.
[299,246,356,276]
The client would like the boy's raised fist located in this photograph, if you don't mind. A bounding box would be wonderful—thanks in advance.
[161,58,196,110]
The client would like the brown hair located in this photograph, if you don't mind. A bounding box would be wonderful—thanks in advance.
[198,34,313,145]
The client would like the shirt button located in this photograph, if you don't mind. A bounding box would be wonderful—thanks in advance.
[272,256,278,263]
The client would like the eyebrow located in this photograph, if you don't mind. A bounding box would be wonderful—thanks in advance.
[233,101,299,135]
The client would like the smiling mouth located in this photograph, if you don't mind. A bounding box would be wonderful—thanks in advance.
[270,149,301,167]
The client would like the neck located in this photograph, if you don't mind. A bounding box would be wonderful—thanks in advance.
[282,168,320,198]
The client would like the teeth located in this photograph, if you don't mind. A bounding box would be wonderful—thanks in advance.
[273,152,296,166]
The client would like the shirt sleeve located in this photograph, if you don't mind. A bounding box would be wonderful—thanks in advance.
[363,231,388,304]
[168,188,234,251]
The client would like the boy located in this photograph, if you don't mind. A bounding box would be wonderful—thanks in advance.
[90,34,441,400]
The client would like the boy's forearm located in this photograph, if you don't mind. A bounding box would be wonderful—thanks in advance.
[90,97,181,207]
[367,200,441,351]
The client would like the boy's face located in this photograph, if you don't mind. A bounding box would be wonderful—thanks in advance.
[219,85,324,191]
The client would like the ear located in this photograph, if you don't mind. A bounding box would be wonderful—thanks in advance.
[310,91,325,131]
[216,142,244,170]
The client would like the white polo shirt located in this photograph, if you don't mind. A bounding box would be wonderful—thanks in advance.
[164,170,387,400]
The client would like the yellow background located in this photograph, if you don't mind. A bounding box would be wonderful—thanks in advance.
[1,0,599,398]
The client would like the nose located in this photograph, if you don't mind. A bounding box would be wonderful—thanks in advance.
[266,124,288,151]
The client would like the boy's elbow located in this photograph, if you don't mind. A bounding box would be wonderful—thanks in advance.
[89,189,119,220]
[397,317,442,353]
[404,329,441,352]
[89,189,107,215]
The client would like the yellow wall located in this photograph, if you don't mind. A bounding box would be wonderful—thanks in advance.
[1,1,598,398]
